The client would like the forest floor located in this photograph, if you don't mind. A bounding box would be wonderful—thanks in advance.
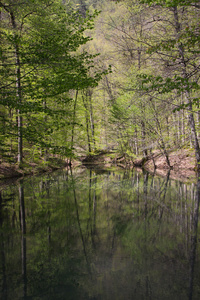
[0,149,197,183]
[81,148,197,182]
[144,149,196,182]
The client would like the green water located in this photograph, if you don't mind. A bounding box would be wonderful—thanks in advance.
[0,167,200,299]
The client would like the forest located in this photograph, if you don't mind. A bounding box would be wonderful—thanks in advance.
[0,0,200,174]
[1,1,200,298]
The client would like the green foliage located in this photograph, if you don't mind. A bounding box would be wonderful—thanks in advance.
[139,0,200,7]
[0,0,107,162]
[1,0,200,164]
[138,74,200,94]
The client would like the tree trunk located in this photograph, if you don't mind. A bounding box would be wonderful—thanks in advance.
[141,120,148,157]
[159,138,171,169]
[134,126,138,156]
[105,75,114,103]
[43,100,48,161]
[70,90,78,162]
[82,92,92,153]
[181,94,186,145]
[88,89,96,149]
[10,11,23,163]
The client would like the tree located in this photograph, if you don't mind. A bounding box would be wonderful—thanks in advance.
[136,0,200,168]
[0,0,104,163]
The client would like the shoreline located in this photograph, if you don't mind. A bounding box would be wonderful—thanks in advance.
[0,157,69,180]
[0,149,197,184]
[143,149,196,182]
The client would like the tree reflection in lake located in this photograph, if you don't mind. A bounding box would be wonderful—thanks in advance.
[189,173,200,300]
[19,181,27,298]
[0,167,200,299]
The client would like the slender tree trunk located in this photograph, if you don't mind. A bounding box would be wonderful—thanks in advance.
[178,110,181,145]
[105,75,114,103]
[70,90,78,163]
[141,120,148,157]
[141,104,147,157]
[10,11,23,163]
[43,100,48,161]
[86,119,91,153]
[159,138,171,169]
[181,94,186,145]
[103,90,108,147]
[134,125,138,156]
[88,90,96,149]
[166,116,169,139]
[82,93,92,153]
[173,113,178,146]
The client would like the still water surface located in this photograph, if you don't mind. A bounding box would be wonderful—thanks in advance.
[0,167,200,299]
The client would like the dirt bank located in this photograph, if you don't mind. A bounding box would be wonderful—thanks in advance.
[0,149,197,183]
[144,149,196,182]
[81,149,197,182]
[0,157,69,181]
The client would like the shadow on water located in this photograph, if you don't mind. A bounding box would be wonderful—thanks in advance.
[0,167,200,299]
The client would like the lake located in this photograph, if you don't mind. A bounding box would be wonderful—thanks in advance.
[0,167,200,299]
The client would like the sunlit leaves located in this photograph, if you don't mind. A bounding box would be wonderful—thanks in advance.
[0,0,106,160]
[139,0,200,8]
[138,74,200,94]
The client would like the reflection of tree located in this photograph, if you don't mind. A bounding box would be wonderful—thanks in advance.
[1,168,200,299]
[0,192,7,300]
[19,181,27,298]
[158,170,170,222]
[88,169,98,250]
[188,174,200,300]
[70,168,91,275]
[143,170,153,299]
[39,178,52,246]
[143,170,148,220]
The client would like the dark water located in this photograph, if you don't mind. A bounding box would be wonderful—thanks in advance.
[0,167,200,299]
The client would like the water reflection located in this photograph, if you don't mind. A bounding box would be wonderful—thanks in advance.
[189,173,200,300]
[19,181,27,298]
[0,168,200,299]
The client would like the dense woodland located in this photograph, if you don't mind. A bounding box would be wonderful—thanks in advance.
[0,0,200,169]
